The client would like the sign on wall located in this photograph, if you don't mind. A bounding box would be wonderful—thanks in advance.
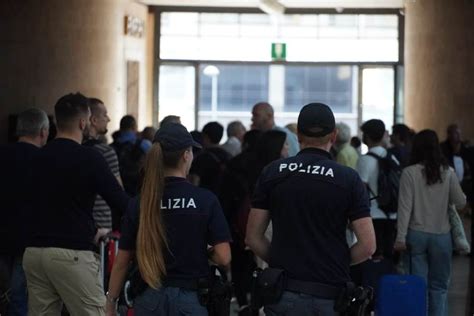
[124,15,145,38]
[272,43,286,61]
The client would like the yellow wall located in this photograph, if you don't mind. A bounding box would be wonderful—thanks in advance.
[0,0,152,143]
[405,0,474,140]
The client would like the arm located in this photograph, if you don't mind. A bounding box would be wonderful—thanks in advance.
[395,170,414,245]
[94,154,130,218]
[350,217,376,265]
[209,242,231,267]
[245,208,271,262]
[105,250,133,316]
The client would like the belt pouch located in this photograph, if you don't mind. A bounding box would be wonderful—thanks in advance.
[257,268,286,305]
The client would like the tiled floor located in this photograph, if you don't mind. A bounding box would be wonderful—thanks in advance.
[448,217,471,316]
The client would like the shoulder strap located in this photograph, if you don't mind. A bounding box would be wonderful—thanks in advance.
[366,152,382,160]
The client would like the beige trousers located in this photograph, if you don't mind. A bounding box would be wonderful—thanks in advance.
[23,247,105,316]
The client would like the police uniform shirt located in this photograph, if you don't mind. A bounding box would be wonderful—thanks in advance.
[120,177,232,280]
[252,148,370,287]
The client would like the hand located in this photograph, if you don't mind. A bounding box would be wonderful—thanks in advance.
[94,228,111,244]
[394,241,407,252]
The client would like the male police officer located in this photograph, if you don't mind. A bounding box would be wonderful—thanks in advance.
[246,103,376,316]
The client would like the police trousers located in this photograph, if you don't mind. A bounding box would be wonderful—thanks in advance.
[134,286,208,316]
[264,291,338,316]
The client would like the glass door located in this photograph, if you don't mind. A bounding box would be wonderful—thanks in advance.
[360,66,395,130]
[158,64,196,130]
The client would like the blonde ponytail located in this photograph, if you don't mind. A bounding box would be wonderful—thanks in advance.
[136,143,167,288]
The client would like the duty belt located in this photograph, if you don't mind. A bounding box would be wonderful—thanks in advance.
[162,278,201,290]
[285,279,342,299]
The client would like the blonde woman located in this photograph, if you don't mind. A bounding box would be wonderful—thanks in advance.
[106,123,231,316]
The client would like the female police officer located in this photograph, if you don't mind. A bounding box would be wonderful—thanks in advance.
[105,123,231,316]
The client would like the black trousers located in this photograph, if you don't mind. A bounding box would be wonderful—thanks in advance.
[230,244,256,307]
[373,219,396,259]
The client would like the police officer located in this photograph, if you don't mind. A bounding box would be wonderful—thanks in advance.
[105,123,232,316]
[246,103,376,316]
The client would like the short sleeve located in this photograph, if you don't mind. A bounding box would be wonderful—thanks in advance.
[119,197,140,250]
[207,196,232,246]
[356,156,371,183]
[348,173,371,222]
[251,169,271,210]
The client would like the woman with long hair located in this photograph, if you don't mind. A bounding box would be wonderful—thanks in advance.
[105,123,231,316]
[394,129,466,316]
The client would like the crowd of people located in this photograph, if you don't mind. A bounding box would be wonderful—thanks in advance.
[0,93,472,316]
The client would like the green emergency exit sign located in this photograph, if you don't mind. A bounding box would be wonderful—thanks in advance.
[271,43,286,61]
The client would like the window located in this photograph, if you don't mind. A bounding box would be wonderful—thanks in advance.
[285,66,356,113]
[160,12,399,62]
[199,64,269,112]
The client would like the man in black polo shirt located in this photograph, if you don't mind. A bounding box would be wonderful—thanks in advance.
[246,103,376,316]
[22,93,129,316]
[0,108,49,316]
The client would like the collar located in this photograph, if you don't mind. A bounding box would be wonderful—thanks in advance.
[226,136,240,144]
[369,146,387,156]
[165,176,188,184]
[17,141,40,149]
[297,147,333,160]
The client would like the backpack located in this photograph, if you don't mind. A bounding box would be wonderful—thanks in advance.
[112,139,146,196]
[366,152,402,216]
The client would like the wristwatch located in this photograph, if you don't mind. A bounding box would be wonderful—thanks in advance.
[105,291,119,304]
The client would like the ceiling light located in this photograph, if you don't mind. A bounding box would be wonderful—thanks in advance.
[259,0,285,16]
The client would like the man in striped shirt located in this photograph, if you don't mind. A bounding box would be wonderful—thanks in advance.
[84,98,123,232]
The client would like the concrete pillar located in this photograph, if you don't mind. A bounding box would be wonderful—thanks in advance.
[404,0,474,140]
[0,0,151,143]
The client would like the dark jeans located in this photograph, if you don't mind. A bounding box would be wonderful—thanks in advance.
[9,258,27,316]
[134,286,208,316]
[0,255,13,315]
[264,291,337,316]
[373,219,396,259]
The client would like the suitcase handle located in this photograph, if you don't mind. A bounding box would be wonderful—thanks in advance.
[406,244,413,274]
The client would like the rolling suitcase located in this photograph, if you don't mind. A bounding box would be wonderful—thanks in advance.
[99,232,120,290]
[99,233,135,316]
[375,247,427,316]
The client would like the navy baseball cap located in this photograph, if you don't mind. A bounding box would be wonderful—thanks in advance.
[297,103,336,137]
[153,123,202,151]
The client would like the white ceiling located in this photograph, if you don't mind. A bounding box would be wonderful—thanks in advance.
[138,0,405,9]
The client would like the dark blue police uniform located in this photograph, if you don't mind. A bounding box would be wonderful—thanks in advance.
[120,177,231,315]
[252,147,370,315]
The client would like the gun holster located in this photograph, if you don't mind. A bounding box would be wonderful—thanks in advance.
[198,265,232,316]
[124,263,147,308]
[334,282,373,316]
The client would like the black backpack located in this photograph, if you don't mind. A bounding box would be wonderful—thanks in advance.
[112,139,146,196]
[366,152,402,216]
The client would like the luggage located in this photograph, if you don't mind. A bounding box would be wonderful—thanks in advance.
[99,232,120,290]
[350,258,396,298]
[99,232,135,316]
[375,248,427,316]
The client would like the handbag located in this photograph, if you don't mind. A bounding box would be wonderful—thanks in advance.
[448,204,470,254]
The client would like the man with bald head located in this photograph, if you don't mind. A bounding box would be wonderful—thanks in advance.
[251,102,299,156]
